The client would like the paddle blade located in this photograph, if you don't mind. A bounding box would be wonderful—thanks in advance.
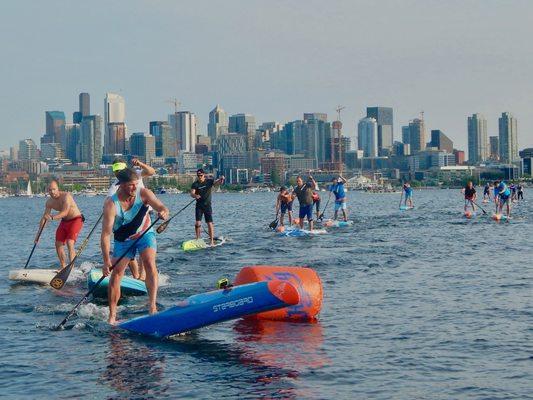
[156,220,170,234]
[50,263,74,290]
[268,219,278,229]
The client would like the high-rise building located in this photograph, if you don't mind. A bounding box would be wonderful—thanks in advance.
[357,117,378,157]
[489,136,499,160]
[429,130,453,153]
[467,113,488,164]
[19,139,38,160]
[303,113,327,123]
[130,132,156,164]
[498,112,518,163]
[41,143,63,159]
[80,115,103,166]
[401,126,410,145]
[104,93,126,147]
[168,111,197,152]
[74,93,90,124]
[44,111,66,145]
[366,107,393,155]
[149,121,174,157]
[105,122,127,155]
[229,113,256,151]
[453,149,465,165]
[64,123,81,161]
[208,105,228,143]
[408,118,426,153]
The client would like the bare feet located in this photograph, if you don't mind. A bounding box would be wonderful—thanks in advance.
[149,305,157,315]
[108,315,117,325]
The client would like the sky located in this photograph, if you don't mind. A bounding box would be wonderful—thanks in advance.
[1,0,532,153]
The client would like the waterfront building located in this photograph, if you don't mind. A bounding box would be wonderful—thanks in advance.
[519,148,533,176]
[149,121,174,157]
[104,122,126,155]
[229,113,256,152]
[130,132,155,164]
[489,136,499,161]
[168,111,197,152]
[43,111,66,145]
[41,142,64,160]
[408,118,426,153]
[366,107,393,155]
[429,130,453,153]
[401,126,410,144]
[498,112,518,163]
[467,113,488,164]
[80,115,103,167]
[19,139,38,161]
[207,105,228,143]
[104,93,126,149]
[357,117,378,157]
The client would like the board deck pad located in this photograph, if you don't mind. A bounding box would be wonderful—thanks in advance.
[87,269,147,298]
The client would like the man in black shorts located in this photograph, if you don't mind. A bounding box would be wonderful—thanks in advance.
[190,169,225,245]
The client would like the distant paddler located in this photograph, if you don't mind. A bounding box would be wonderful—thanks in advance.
[108,157,156,280]
[494,180,512,218]
[36,179,84,270]
[292,175,317,231]
[329,175,348,222]
[402,182,414,208]
[463,181,477,213]
[275,186,293,226]
[101,168,169,324]
[483,182,491,202]
[190,168,225,246]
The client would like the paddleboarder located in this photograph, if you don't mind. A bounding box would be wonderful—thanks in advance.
[517,183,524,200]
[494,180,512,218]
[483,182,491,201]
[292,175,316,231]
[275,186,293,226]
[107,157,156,280]
[403,182,414,208]
[463,181,477,212]
[492,181,500,212]
[190,169,225,246]
[101,168,169,324]
[330,176,348,222]
[36,180,84,270]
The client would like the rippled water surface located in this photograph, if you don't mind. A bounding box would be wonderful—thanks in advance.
[1,190,532,399]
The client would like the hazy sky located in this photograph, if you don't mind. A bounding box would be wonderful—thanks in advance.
[1,0,532,152]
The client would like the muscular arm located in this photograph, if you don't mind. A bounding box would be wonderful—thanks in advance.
[53,194,72,220]
[339,175,347,184]
[214,176,225,186]
[141,188,169,220]
[134,159,156,177]
[190,188,199,199]
[100,199,115,272]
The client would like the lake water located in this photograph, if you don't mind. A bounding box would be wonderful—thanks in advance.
[1,189,531,399]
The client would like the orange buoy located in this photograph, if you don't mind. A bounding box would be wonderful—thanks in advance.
[492,213,501,221]
[234,265,323,321]
[293,218,300,225]
[464,211,472,219]
[275,225,285,233]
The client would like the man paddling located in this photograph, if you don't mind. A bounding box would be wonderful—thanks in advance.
[108,157,156,280]
[494,180,512,218]
[36,180,84,270]
[403,182,414,208]
[292,175,316,231]
[483,182,491,201]
[330,175,348,221]
[190,169,225,246]
[463,181,477,213]
[101,168,169,324]
[275,186,293,226]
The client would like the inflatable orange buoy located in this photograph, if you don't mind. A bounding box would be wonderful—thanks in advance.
[293,218,300,225]
[464,211,472,219]
[492,213,501,221]
[275,225,285,233]
[234,266,322,321]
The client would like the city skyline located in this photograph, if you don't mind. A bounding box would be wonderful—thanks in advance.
[1,1,532,151]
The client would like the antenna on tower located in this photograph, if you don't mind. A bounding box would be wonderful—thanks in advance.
[166,98,181,113]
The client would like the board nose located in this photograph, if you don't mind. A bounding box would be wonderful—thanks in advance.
[267,280,300,306]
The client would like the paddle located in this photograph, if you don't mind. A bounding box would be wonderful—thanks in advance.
[398,187,404,209]
[55,216,161,330]
[156,199,195,234]
[49,213,104,290]
[25,220,47,269]
[268,210,279,229]
[318,191,332,221]
[470,199,487,215]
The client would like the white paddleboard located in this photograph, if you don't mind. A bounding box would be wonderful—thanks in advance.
[8,269,57,284]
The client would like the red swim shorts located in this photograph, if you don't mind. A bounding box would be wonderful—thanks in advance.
[56,215,84,243]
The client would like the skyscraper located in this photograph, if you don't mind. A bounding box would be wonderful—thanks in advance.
[229,113,256,151]
[64,123,81,162]
[489,136,499,160]
[429,130,453,153]
[19,139,38,160]
[74,92,90,123]
[149,121,174,157]
[357,117,378,157]
[208,105,228,143]
[169,111,197,153]
[366,107,393,155]
[104,93,126,149]
[408,118,426,153]
[467,113,488,164]
[498,112,518,163]
[44,111,66,144]
[401,126,410,144]
[80,115,103,166]
[105,122,127,155]
[303,113,327,123]
[130,132,155,164]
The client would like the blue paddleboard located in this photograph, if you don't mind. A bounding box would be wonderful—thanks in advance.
[119,280,300,337]
[87,269,148,298]
[399,205,414,211]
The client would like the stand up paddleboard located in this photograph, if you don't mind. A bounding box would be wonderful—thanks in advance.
[322,219,354,227]
[181,236,226,252]
[464,211,477,219]
[399,205,414,211]
[9,269,57,284]
[87,269,147,298]
[492,214,511,221]
[278,228,328,237]
[119,280,300,337]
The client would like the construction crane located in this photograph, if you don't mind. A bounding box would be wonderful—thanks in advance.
[335,105,346,174]
[166,98,181,113]
[336,105,346,121]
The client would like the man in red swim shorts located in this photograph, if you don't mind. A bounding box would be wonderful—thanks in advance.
[35,180,84,270]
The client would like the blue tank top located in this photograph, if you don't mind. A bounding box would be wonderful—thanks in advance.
[112,186,152,240]
[498,182,511,197]
[331,183,346,200]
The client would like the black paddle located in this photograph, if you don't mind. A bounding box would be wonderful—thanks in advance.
[49,213,104,290]
[25,220,47,269]
[398,188,404,209]
[318,192,332,221]
[268,210,279,229]
[156,199,195,234]
[55,217,161,330]
[470,199,487,215]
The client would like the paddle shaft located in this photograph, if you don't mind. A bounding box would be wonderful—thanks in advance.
[156,199,195,234]
[49,213,104,289]
[24,220,47,269]
[399,188,404,208]
[318,192,332,220]
[55,217,161,330]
